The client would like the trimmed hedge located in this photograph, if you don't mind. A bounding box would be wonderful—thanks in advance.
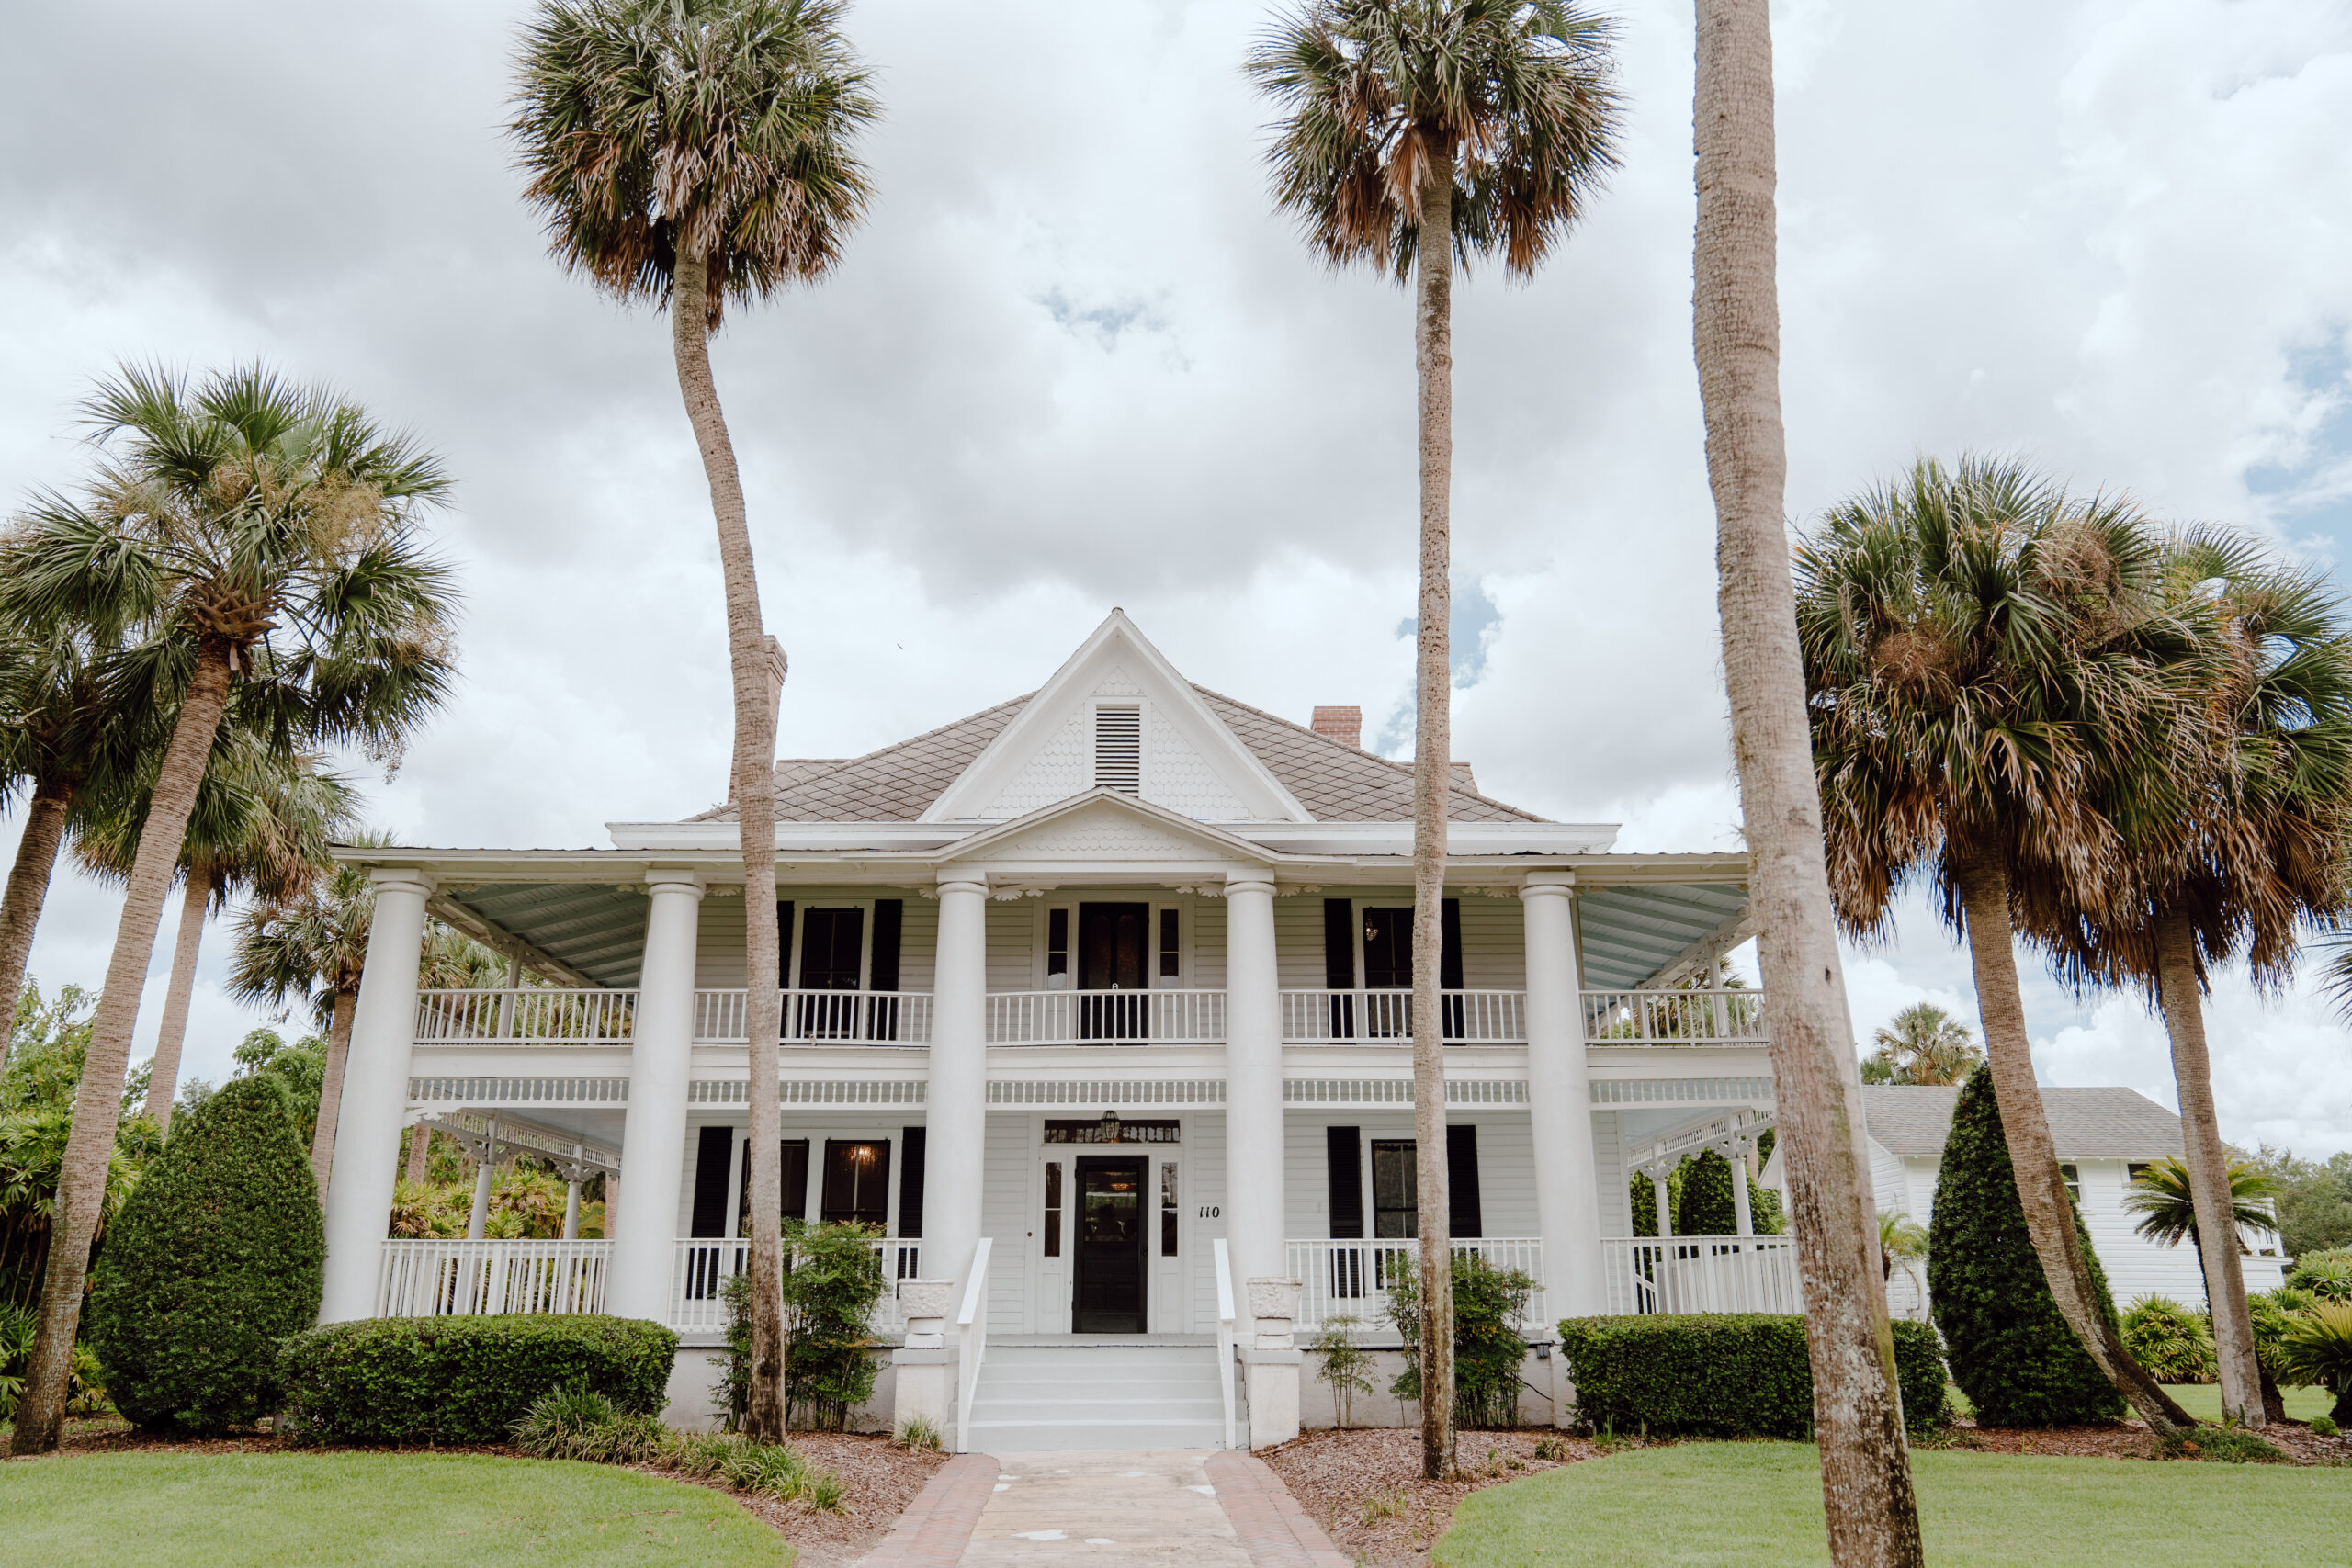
[1557,1313,1949,1438]
[1928,1063,2127,1427]
[277,1314,677,1444]
[85,1076,324,1431]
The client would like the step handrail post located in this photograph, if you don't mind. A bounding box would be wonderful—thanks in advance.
[1214,1236,1238,1450]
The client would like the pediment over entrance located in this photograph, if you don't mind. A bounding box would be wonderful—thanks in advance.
[935,791,1278,873]
[921,611,1311,825]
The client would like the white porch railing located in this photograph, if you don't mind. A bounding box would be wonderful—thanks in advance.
[1581,989,1767,1045]
[985,988,1227,1045]
[956,1238,992,1455]
[1279,989,1527,1043]
[691,989,933,1044]
[1213,1236,1238,1450]
[413,989,639,1044]
[377,1237,612,1316]
[667,1236,924,1334]
[1286,1237,1544,1330]
[1600,1235,1801,1314]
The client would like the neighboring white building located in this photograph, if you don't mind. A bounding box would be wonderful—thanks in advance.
[310,611,1813,1448]
[1852,1085,2290,1320]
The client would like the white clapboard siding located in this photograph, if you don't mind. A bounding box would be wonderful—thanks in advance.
[985,900,1035,995]
[1274,896,1329,989]
[1189,896,1227,988]
[696,896,749,989]
[984,1113,1032,1333]
[1187,1113,1227,1333]
[1594,1111,1635,1238]
[893,897,939,996]
[1453,896,1525,990]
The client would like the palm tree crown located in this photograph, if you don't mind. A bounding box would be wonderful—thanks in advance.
[1247,0,1622,281]
[510,0,879,325]
[74,738,356,915]
[2125,1156,2282,1252]
[1862,1002,1982,1086]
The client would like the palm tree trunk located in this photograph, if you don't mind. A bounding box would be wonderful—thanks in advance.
[144,875,209,1133]
[311,986,358,1193]
[1409,147,1457,1483]
[10,637,234,1456]
[406,1122,433,1185]
[2152,908,2263,1425]
[671,244,787,1444]
[0,784,74,1059]
[1692,3,1925,1560]
[1949,844,2192,1432]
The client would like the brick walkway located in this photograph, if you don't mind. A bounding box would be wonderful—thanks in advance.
[855,1449,1350,1568]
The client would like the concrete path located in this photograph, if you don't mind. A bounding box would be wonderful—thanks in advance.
[857,1450,1349,1568]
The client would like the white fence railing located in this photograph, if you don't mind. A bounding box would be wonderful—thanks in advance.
[378,1238,612,1317]
[956,1238,992,1454]
[1279,989,1527,1043]
[1581,989,1767,1046]
[1286,1237,1544,1330]
[666,1236,924,1334]
[691,989,933,1044]
[985,988,1227,1045]
[413,989,639,1045]
[1600,1235,1801,1314]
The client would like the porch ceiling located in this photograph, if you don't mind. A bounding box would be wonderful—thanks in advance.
[438,882,650,989]
[1577,882,1749,990]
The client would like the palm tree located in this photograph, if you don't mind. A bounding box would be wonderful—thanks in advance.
[73,737,359,1131]
[1863,1004,1982,1086]
[1690,1,1927,1555]
[1795,454,2196,1436]
[2125,1156,2283,1255]
[2027,537,2352,1427]
[0,618,158,1047]
[509,0,876,1442]
[1248,0,1621,1479]
[1,364,456,1457]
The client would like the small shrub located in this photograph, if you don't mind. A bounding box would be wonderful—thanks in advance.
[1310,1313,1375,1429]
[777,1221,888,1429]
[723,1436,813,1499]
[0,1301,35,1418]
[2160,1426,2287,1463]
[895,1412,942,1451]
[1532,1435,1569,1461]
[1361,1486,1406,1523]
[2288,1251,2352,1303]
[2120,1295,2217,1384]
[85,1077,323,1432]
[801,1472,848,1512]
[1555,1314,1949,1439]
[2309,1414,2339,1438]
[2275,1301,2352,1426]
[277,1313,676,1444]
[1927,1064,2128,1427]
[1389,1253,1537,1430]
[511,1386,668,1463]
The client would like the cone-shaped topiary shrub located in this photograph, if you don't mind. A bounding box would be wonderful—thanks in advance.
[1675,1150,1739,1235]
[1928,1064,2125,1427]
[86,1075,323,1431]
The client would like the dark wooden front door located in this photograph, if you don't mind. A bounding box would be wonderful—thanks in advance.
[1078,902,1149,1042]
[1072,1156,1148,1332]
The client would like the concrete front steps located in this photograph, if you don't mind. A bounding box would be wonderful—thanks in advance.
[964,1337,1238,1452]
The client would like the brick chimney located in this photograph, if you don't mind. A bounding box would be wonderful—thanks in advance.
[1311,705,1363,749]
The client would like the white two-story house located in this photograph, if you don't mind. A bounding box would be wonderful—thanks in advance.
[314,612,1790,1448]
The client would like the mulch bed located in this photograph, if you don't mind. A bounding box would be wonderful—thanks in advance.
[1937,1416,2351,1466]
[32,1416,951,1564]
[1261,1427,1652,1565]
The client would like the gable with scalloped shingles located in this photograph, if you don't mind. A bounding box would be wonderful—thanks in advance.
[971,798,1246,862]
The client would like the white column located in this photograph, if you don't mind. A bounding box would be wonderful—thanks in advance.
[1732,1150,1755,1238]
[466,1122,497,1239]
[606,870,705,1322]
[1655,1169,1674,1238]
[1522,879,1604,1320]
[320,868,434,1323]
[1223,872,1285,1288]
[926,878,989,1292]
[561,1179,582,1241]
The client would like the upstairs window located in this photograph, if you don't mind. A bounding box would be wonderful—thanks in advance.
[1093,705,1142,793]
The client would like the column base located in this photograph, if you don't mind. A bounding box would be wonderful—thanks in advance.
[1240,1348,1302,1449]
[891,1348,952,1442]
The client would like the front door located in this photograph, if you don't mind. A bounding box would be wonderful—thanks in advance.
[1077,902,1149,1042]
[1072,1156,1148,1332]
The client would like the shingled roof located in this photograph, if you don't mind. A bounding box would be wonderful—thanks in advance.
[692,687,1545,824]
[1861,1085,2187,1160]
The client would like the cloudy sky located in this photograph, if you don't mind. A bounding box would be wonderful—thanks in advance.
[4,1,2350,1153]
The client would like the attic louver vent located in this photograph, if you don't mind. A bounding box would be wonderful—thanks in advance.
[1093,705,1142,793]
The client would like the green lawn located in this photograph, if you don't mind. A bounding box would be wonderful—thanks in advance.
[0,1450,789,1566]
[1439,1442,2352,1568]
[2162,1382,2336,1423]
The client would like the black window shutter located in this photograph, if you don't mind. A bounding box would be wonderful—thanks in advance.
[775,900,796,986]
[899,1126,926,1238]
[870,900,902,991]
[1327,1125,1364,1239]
[1441,898,1464,989]
[1446,1123,1482,1237]
[745,1139,813,1227]
[689,1126,735,1237]
[1323,899,1357,988]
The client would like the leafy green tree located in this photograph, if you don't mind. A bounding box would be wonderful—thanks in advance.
[1927,1066,2127,1427]
[511,0,877,1445]
[230,1028,328,1145]
[2251,1145,2352,1258]
[1248,0,1620,1478]
[2119,1294,2217,1384]
[2,365,456,1455]
[1798,455,2195,1435]
[773,1219,886,1430]
[1677,1150,1739,1235]
[74,738,357,1130]
[85,1075,322,1431]
[1387,1249,1537,1430]
[1863,1005,1982,1086]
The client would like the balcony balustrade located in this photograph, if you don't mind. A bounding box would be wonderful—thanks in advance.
[1580,988,1765,1046]
[413,988,639,1045]
[986,987,1227,1045]
[690,989,934,1044]
[1279,988,1528,1044]
[1285,1236,1544,1330]
[1599,1235,1800,1314]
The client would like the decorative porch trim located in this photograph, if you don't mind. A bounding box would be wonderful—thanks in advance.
[1589,1077,1771,1105]
[986,1078,1224,1105]
[686,1078,928,1105]
[1283,1078,1529,1105]
[409,1077,629,1104]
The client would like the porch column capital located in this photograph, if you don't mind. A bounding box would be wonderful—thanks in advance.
[368,867,436,897]
[1222,870,1277,897]
[935,874,989,897]
[1518,876,1575,901]
[644,867,707,895]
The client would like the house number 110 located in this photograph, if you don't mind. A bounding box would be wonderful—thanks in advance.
[1196,1205,1220,1219]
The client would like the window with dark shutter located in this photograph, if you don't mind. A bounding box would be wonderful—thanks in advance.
[775,900,796,986]
[1372,1140,1417,1237]
[689,1126,735,1238]
[1447,1123,1483,1237]
[1094,705,1142,792]
[740,1139,812,1232]
[898,1127,925,1237]
[1327,1126,1364,1239]
[869,900,904,1042]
